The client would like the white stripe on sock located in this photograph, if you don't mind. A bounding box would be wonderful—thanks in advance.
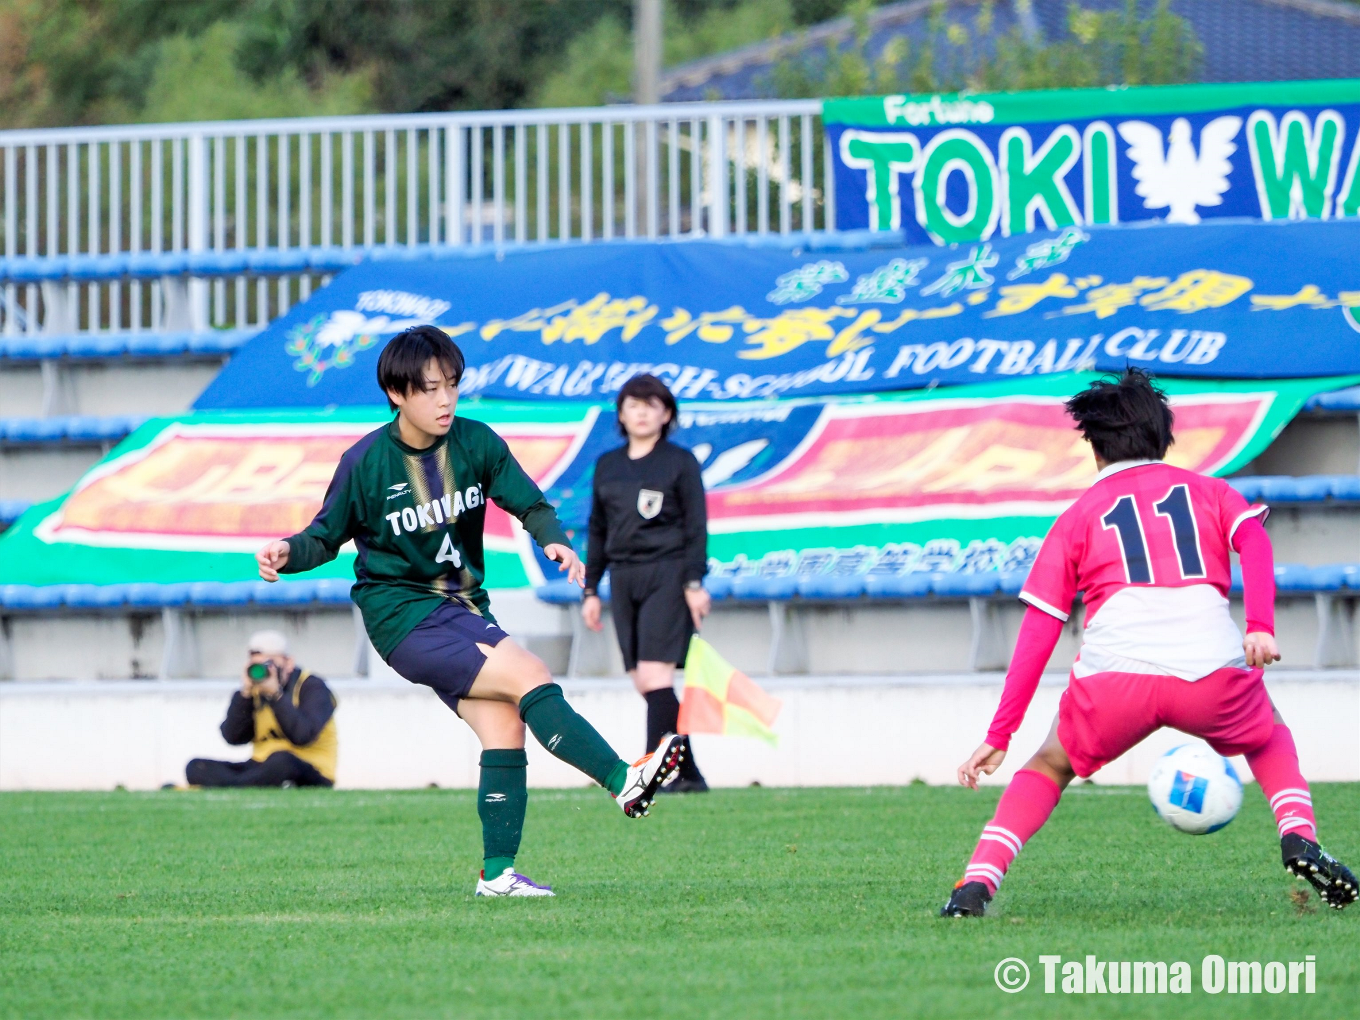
[1278,816,1314,836]
[1272,795,1313,812]
[981,827,1024,856]
[966,862,1006,885]
[1270,787,1310,808]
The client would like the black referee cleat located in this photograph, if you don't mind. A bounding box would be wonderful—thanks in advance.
[1282,833,1359,910]
[939,880,991,918]
[659,776,709,794]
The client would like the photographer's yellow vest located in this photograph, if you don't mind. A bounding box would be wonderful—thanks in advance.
[251,672,338,782]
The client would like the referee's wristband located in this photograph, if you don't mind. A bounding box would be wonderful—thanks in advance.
[684,580,704,591]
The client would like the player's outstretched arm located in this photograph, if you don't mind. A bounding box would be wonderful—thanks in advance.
[1232,516,1279,668]
[256,540,290,582]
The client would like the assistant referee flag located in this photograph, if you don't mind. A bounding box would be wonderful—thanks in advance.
[678,637,782,745]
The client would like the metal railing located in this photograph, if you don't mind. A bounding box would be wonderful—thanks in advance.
[0,100,830,336]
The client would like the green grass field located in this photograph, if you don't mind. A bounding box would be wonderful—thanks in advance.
[0,782,1356,1019]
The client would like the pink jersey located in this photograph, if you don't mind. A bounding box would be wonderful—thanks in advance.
[1021,460,1269,680]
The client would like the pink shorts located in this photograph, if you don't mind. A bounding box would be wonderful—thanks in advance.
[1057,665,1276,778]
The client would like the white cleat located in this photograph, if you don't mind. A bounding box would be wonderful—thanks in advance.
[614,733,685,818]
[475,869,555,897]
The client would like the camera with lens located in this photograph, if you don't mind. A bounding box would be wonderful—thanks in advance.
[246,661,277,684]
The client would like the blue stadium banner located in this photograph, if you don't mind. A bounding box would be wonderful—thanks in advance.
[195,219,1360,409]
[823,79,1360,245]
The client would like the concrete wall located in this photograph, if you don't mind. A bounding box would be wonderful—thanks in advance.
[0,670,1354,791]
[0,359,222,417]
[3,588,1355,681]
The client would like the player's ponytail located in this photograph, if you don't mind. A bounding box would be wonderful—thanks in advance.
[1064,368,1174,464]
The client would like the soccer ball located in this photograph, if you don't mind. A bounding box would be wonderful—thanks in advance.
[1147,744,1243,835]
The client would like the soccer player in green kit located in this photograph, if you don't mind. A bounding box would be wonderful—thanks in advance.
[256,325,684,897]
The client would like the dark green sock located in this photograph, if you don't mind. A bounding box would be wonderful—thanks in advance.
[478,748,527,879]
[519,683,627,793]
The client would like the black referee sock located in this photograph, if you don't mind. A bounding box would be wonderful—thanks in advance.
[478,749,527,881]
[644,686,703,781]
[643,687,680,752]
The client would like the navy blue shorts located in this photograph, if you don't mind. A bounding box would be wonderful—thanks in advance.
[387,600,509,712]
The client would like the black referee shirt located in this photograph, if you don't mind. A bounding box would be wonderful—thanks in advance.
[585,438,708,590]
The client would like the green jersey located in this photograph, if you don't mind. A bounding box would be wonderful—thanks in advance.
[281,416,570,658]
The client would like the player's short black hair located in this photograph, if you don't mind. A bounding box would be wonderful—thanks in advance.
[1065,368,1175,463]
[616,373,678,438]
[376,325,465,412]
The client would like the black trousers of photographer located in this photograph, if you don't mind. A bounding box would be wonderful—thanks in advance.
[186,751,332,788]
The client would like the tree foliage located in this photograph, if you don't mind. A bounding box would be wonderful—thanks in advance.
[770,0,1203,99]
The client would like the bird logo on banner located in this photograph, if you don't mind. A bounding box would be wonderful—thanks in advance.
[1118,115,1242,225]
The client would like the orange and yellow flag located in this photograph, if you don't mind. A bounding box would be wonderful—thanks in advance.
[677,637,782,745]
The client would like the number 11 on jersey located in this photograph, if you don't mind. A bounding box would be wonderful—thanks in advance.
[1101,484,1205,585]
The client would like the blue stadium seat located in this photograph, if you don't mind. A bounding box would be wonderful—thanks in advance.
[536,579,582,604]
[1306,386,1360,413]
[308,247,364,272]
[253,579,318,605]
[368,244,435,264]
[863,572,933,598]
[1329,476,1360,501]
[1307,564,1350,590]
[0,333,57,359]
[55,584,100,608]
[90,584,131,609]
[0,329,255,360]
[187,250,250,275]
[1274,563,1322,592]
[1260,476,1332,502]
[1228,477,1263,501]
[125,332,193,356]
[1,584,62,609]
[6,257,69,284]
[932,572,1001,597]
[730,575,799,600]
[0,499,31,525]
[68,254,131,281]
[125,582,183,608]
[188,580,255,606]
[704,575,732,600]
[796,574,865,599]
[313,577,355,604]
[4,417,67,441]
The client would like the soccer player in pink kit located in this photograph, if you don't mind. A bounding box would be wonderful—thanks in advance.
[940,370,1357,917]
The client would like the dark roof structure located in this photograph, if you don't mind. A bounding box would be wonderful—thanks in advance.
[659,0,1360,102]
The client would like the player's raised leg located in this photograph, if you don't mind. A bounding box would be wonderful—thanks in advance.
[1244,716,1357,909]
[455,699,553,897]
[467,637,683,817]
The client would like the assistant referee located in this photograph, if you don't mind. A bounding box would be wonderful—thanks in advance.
[582,373,710,792]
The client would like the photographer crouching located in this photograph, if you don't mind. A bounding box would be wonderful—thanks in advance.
[184,630,338,788]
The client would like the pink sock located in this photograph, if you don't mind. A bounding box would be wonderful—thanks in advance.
[1245,724,1317,843]
[963,768,1062,895]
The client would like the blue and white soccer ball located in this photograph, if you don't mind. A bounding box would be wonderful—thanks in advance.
[1147,744,1243,835]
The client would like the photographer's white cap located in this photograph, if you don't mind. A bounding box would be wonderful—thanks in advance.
[248,630,289,656]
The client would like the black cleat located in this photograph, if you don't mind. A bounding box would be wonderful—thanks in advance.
[659,776,709,794]
[939,880,992,917]
[1282,833,1359,910]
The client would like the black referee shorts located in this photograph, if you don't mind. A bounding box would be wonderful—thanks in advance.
[608,559,693,672]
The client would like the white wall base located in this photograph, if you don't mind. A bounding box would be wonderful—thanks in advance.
[1,671,1355,791]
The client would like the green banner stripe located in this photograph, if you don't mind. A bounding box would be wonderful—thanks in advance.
[823,79,1360,128]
